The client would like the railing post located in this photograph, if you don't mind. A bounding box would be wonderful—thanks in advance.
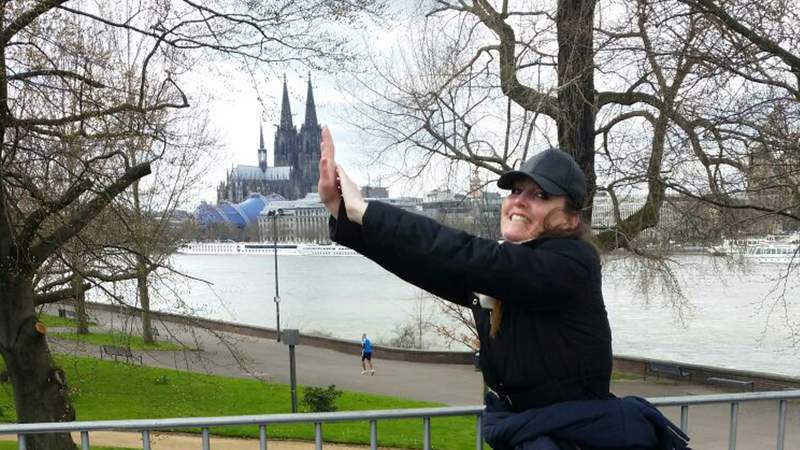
[17,434,25,450]
[315,422,323,450]
[423,416,431,450]
[369,420,377,450]
[80,430,90,450]
[728,402,738,450]
[289,343,298,413]
[259,424,267,450]
[142,430,151,450]
[680,405,689,433]
[202,427,210,450]
[777,399,787,450]
[475,413,483,450]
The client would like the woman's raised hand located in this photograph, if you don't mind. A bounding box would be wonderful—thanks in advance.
[336,165,367,225]
[318,126,341,215]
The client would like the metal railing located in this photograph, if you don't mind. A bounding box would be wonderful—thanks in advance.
[649,389,800,450]
[1,390,798,450]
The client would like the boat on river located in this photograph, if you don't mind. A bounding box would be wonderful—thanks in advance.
[743,242,800,264]
[707,233,800,264]
[176,241,358,257]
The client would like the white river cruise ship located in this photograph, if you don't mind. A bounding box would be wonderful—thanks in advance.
[744,242,800,264]
[177,241,358,257]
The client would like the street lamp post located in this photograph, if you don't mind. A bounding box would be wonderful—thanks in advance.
[269,210,283,342]
[268,209,298,413]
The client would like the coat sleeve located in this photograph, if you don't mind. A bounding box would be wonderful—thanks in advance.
[329,202,474,307]
[358,201,596,311]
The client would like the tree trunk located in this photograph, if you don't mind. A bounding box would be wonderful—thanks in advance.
[0,273,76,450]
[70,272,89,335]
[136,256,154,345]
[557,0,597,224]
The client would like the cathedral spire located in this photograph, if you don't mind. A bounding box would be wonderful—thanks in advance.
[279,74,293,129]
[258,120,267,172]
[304,73,318,127]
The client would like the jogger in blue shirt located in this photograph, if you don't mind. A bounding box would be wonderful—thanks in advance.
[361,333,374,375]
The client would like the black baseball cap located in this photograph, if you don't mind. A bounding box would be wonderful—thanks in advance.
[497,148,587,208]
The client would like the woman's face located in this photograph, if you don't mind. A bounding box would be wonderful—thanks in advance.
[500,178,574,242]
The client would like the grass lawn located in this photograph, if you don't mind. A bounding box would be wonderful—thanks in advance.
[39,314,184,351]
[611,371,642,381]
[38,313,93,329]
[50,332,185,351]
[0,356,477,449]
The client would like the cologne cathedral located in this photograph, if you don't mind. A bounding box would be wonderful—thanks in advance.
[216,76,321,203]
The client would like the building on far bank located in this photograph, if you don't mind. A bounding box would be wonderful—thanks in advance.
[258,193,330,244]
[361,185,389,198]
[257,194,423,243]
[418,188,501,240]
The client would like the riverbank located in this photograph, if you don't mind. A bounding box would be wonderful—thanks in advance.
[66,301,800,391]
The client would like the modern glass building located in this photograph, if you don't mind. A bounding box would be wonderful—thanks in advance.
[194,193,285,229]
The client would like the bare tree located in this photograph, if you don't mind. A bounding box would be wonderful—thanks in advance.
[108,83,216,344]
[430,296,480,351]
[340,0,800,353]
[350,0,800,249]
[0,1,385,448]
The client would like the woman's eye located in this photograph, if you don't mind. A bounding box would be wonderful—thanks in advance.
[535,191,549,200]
[511,187,522,195]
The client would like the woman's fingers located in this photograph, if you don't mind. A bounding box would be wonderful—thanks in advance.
[336,165,367,224]
[321,126,335,161]
[319,126,336,182]
[318,126,341,215]
[336,165,357,198]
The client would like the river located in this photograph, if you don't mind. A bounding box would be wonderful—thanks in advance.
[150,253,800,376]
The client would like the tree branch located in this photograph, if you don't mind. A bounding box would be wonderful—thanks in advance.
[9,98,189,128]
[34,284,90,306]
[679,0,800,74]
[20,179,94,249]
[8,69,107,88]
[470,0,559,119]
[0,0,71,45]
[28,162,152,268]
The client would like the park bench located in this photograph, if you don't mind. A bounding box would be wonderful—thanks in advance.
[57,308,79,319]
[706,376,754,391]
[100,344,142,364]
[647,362,690,382]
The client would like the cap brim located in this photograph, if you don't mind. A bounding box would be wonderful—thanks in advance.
[497,172,568,197]
[496,171,526,189]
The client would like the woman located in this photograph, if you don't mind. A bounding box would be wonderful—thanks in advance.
[318,127,689,450]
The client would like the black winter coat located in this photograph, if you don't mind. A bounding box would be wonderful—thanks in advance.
[330,201,613,410]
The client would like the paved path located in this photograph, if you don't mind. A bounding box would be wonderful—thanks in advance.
[36,306,800,449]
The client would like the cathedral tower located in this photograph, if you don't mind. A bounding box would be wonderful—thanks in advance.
[274,75,297,168]
[298,74,321,194]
